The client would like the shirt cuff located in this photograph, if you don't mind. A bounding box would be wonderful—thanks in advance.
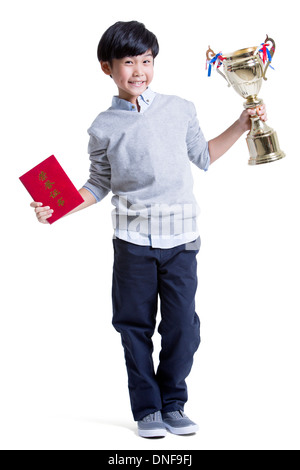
[203,151,211,171]
[82,183,106,202]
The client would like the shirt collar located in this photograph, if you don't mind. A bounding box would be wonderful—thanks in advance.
[111,88,156,113]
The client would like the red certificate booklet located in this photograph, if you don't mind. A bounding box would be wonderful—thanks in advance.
[19,155,84,224]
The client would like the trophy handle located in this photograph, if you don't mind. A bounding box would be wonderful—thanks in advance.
[206,46,216,62]
[206,46,231,87]
[262,34,276,81]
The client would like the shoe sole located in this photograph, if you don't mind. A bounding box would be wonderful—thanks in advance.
[164,423,199,435]
[138,428,167,438]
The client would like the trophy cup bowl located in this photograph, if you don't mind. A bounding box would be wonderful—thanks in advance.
[207,36,285,165]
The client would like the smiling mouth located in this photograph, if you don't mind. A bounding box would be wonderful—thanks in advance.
[128,81,146,86]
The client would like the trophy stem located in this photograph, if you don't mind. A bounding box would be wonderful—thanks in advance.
[244,95,263,109]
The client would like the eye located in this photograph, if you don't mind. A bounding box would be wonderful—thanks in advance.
[125,60,133,65]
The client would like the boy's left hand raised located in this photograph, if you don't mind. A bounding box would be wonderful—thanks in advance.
[239,103,268,132]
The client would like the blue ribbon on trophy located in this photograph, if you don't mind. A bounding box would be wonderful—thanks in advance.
[206,52,226,77]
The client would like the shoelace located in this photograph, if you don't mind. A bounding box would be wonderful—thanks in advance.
[168,411,186,419]
[142,411,161,422]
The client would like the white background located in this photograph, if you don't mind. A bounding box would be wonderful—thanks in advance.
[1,0,299,450]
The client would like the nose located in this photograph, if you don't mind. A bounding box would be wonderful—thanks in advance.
[133,63,144,77]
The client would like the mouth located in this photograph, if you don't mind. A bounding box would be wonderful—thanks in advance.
[128,81,146,87]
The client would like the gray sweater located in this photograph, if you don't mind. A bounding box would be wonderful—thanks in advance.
[83,89,210,248]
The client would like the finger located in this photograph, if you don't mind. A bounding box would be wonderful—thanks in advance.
[256,106,267,121]
[37,217,50,225]
[257,104,266,113]
[30,201,43,208]
[36,210,53,219]
[35,206,51,214]
[37,213,52,224]
[36,208,54,221]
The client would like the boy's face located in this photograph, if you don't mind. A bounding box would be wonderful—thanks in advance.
[101,50,154,105]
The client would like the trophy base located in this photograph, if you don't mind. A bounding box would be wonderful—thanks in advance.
[246,115,286,166]
[248,149,286,165]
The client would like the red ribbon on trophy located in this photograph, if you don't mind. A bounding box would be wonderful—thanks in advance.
[258,41,275,69]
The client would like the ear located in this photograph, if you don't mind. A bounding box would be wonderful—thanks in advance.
[101,61,113,76]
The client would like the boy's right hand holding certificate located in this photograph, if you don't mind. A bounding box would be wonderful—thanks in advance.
[30,187,96,224]
[30,202,54,224]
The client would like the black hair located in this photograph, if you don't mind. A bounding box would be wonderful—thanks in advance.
[97,21,159,63]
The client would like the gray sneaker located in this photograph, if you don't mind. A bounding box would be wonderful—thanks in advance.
[162,410,199,435]
[138,411,167,438]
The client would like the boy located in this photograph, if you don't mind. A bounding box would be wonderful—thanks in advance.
[31,21,267,438]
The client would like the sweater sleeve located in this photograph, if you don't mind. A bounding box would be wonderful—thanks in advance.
[186,102,210,171]
[83,133,111,202]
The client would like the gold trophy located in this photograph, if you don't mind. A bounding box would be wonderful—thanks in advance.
[206,35,285,165]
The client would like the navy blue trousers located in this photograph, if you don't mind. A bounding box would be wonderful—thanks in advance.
[112,237,201,421]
